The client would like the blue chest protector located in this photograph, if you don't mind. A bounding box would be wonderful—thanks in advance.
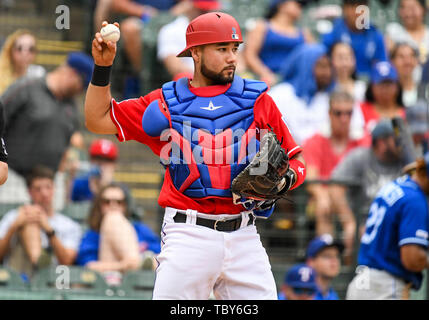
[142,76,267,199]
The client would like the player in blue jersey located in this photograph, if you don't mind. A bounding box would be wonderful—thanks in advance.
[346,152,429,300]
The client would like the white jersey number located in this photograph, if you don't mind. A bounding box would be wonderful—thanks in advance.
[361,202,386,245]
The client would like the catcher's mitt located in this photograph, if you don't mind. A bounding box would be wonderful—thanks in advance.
[231,130,295,203]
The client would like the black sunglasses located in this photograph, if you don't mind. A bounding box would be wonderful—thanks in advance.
[293,287,317,295]
[331,110,353,117]
[101,198,126,206]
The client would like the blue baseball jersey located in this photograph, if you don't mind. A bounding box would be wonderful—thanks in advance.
[358,175,429,289]
[314,287,339,300]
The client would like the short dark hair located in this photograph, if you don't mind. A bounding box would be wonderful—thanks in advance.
[343,0,368,5]
[25,165,55,188]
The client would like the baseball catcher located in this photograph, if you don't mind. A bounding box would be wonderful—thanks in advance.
[85,12,306,300]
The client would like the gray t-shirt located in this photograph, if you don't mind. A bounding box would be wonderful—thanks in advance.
[331,147,403,215]
[0,77,79,177]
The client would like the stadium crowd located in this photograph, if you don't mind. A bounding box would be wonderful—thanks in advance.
[0,0,428,300]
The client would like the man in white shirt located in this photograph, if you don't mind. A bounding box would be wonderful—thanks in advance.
[0,166,82,277]
[157,0,220,80]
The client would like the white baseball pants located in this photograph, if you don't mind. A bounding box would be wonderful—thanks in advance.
[152,207,278,300]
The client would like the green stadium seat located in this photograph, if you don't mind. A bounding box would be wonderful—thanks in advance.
[0,266,29,290]
[31,266,114,299]
[115,270,156,299]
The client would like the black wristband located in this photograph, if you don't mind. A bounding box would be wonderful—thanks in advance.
[91,65,112,87]
[46,229,56,239]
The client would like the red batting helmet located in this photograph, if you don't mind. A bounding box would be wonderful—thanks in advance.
[177,12,243,58]
[89,139,118,161]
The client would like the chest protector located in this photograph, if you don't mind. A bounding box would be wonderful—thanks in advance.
[143,76,267,199]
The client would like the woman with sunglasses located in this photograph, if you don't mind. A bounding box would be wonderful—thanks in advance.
[0,29,45,95]
[75,183,161,284]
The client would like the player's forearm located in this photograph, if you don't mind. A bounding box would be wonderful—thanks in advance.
[84,84,113,134]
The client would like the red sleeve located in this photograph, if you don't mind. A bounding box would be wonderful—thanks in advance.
[109,89,167,156]
[253,92,302,158]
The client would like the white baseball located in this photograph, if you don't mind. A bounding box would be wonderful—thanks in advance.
[100,24,120,43]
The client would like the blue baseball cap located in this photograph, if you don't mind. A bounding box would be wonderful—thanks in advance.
[306,234,344,259]
[370,61,398,84]
[371,118,395,140]
[66,52,94,88]
[284,264,318,291]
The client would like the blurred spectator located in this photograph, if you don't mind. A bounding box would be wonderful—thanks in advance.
[303,91,369,240]
[75,183,161,285]
[244,0,313,87]
[70,139,119,202]
[360,61,406,134]
[405,100,429,156]
[330,41,367,103]
[306,234,343,300]
[157,0,220,81]
[329,119,405,263]
[0,52,93,208]
[390,43,419,108]
[0,29,45,95]
[385,0,429,66]
[278,263,318,300]
[321,0,388,79]
[268,43,334,144]
[0,166,82,278]
[0,101,8,185]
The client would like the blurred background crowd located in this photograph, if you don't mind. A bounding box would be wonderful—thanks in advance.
[0,0,427,300]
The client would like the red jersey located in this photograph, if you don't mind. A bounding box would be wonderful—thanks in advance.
[302,133,369,180]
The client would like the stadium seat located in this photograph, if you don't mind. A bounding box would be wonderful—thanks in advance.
[0,266,59,300]
[31,266,114,299]
[115,270,156,299]
[0,266,29,290]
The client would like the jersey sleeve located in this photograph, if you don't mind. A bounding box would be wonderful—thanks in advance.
[109,90,168,156]
[253,92,302,158]
[398,195,429,248]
